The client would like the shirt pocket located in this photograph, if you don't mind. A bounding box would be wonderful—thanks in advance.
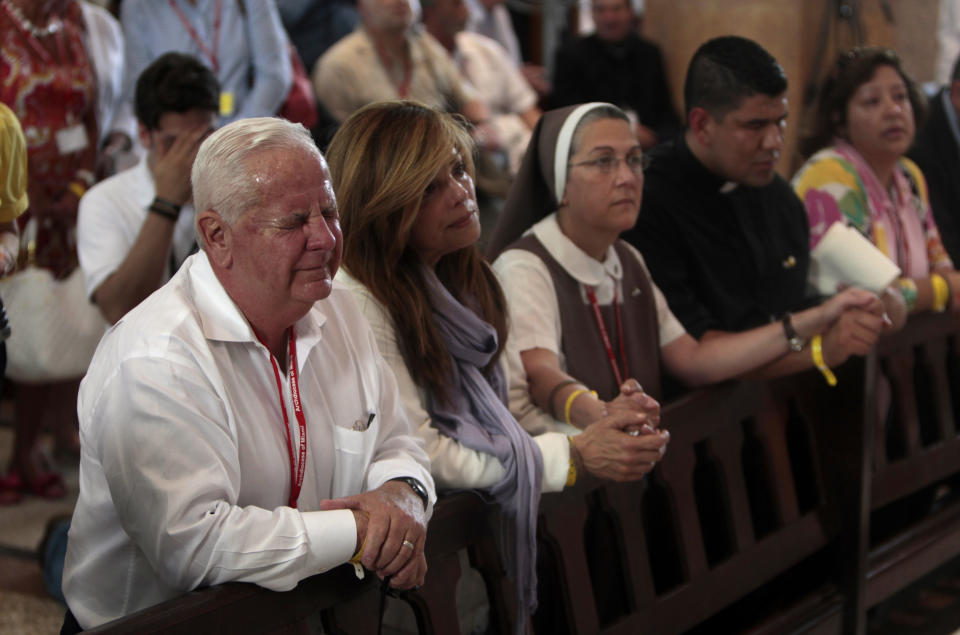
[329,411,378,499]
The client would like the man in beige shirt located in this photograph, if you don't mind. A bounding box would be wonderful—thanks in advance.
[313,0,497,147]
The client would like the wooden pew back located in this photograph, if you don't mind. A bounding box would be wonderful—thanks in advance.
[88,315,960,635]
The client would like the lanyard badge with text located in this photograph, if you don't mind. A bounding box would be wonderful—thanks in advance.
[258,326,307,508]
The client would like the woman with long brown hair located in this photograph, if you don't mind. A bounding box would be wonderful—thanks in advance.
[326,100,668,632]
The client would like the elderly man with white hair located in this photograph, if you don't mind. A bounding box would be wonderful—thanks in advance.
[61,117,434,631]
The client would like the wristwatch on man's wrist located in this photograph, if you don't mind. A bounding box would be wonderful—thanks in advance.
[781,312,806,352]
[388,476,429,509]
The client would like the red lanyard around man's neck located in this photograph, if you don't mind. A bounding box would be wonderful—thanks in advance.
[168,0,222,72]
[257,327,307,509]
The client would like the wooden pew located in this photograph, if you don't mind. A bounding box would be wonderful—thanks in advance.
[84,368,865,635]
[85,561,374,634]
[856,312,960,626]
[534,361,865,635]
[325,491,515,635]
[84,314,960,635]
[88,491,505,635]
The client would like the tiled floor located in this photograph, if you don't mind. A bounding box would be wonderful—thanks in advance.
[0,422,78,635]
[0,589,65,635]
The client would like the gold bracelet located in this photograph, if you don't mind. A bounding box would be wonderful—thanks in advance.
[931,273,950,313]
[811,334,837,387]
[68,181,87,200]
[565,435,578,487]
[563,388,596,426]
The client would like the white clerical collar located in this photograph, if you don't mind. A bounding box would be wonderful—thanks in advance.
[720,181,739,194]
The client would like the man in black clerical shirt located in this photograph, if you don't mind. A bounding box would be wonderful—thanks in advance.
[624,36,885,379]
[550,0,678,149]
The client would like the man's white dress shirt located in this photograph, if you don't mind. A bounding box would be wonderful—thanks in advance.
[64,252,434,629]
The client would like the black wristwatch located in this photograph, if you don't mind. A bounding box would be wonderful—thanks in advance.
[389,476,429,509]
[781,312,806,352]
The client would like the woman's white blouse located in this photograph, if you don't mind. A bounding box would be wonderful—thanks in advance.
[337,270,570,493]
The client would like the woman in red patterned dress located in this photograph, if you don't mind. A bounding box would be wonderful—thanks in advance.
[0,0,131,501]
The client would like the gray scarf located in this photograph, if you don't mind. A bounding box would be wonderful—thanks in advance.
[422,266,543,630]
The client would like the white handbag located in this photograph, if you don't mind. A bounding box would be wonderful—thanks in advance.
[0,219,106,382]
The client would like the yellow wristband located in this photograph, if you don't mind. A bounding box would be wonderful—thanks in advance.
[68,181,87,200]
[349,511,369,564]
[563,388,597,425]
[349,536,366,564]
[811,334,837,387]
[931,273,950,312]
[348,535,367,579]
[566,435,578,487]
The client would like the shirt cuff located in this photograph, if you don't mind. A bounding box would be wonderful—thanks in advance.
[535,432,571,493]
[301,509,358,571]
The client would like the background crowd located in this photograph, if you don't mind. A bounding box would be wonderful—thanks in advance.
[4,0,960,633]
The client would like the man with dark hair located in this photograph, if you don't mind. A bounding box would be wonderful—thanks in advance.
[78,52,219,324]
[909,53,960,264]
[682,35,789,124]
[624,36,884,381]
[550,0,678,149]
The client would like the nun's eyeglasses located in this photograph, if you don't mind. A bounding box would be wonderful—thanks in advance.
[569,152,649,175]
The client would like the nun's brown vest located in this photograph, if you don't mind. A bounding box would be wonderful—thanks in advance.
[508,235,662,401]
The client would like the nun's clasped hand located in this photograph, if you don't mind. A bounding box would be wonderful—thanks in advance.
[571,409,670,482]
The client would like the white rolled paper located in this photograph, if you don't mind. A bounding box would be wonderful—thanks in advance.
[809,222,902,295]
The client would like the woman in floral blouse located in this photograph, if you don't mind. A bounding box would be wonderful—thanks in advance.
[794,47,960,317]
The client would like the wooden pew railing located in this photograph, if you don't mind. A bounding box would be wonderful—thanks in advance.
[860,312,960,616]
[89,314,960,635]
[534,357,863,635]
[84,560,374,634]
[87,491,509,635]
